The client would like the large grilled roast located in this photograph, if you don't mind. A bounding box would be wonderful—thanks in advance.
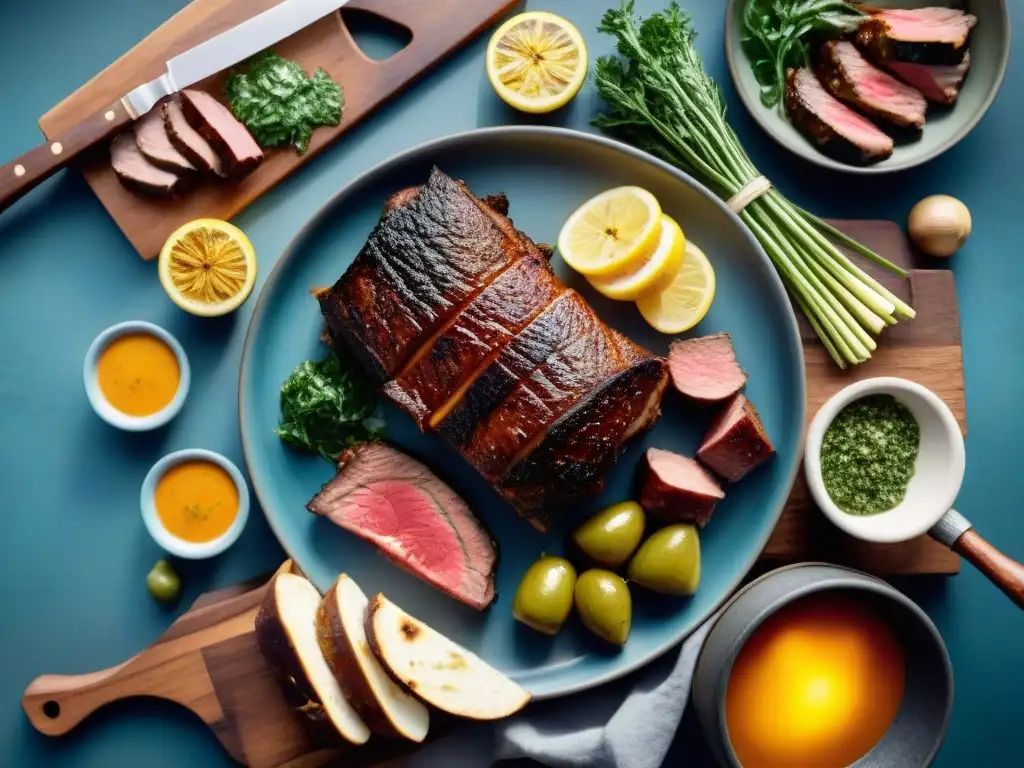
[319,168,669,529]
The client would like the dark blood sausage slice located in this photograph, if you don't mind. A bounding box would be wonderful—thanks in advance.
[179,89,263,178]
[697,394,775,483]
[817,40,927,129]
[857,8,976,66]
[498,349,668,530]
[881,52,971,106]
[668,333,746,403]
[636,448,725,528]
[785,67,894,165]
[320,168,535,381]
[110,132,191,198]
[163,99,225,177]
[383,251,564,430]
[133,103,195,174]
[306,443,497,610]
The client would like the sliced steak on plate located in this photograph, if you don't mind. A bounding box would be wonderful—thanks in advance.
[882,52,971,106]
[786,67,895,165]
[818,40,927,129]
[180,89,263,178]
[667,332,746,403]
[857,7,976,66]
[636,448,724,528]
[697,394,775,482]
[306,442,497,610]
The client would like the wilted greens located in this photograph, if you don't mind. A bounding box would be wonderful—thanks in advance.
[275,350,383,462]
[226,51,344,153]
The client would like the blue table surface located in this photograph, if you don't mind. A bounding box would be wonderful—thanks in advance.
[1,1,1021,766]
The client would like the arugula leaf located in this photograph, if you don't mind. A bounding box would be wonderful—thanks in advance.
[274,350,383,463]
[225,51,344,153]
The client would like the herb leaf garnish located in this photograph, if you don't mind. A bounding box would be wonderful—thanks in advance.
[225,51,345,153]
[274,350,383,462]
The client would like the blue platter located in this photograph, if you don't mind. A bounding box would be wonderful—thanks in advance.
[238,127,805,699]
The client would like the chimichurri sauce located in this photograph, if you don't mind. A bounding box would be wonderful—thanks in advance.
[820,394,920,516]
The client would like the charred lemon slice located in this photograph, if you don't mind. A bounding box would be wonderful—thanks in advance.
[158,219,257,317]
[486,11,588,114]
[557,186,662,278]
[588,214,685,301]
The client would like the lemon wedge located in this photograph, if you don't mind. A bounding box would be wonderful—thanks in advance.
[557,187,662,278]
[486,11,588,114]
[158,219,257,317]
[636,239,716,334]
[588,214,685,301]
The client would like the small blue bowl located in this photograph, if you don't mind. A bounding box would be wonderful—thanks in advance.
[140,449,250,559]
[83,320,190,431]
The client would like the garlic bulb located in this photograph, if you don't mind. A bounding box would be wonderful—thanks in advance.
[907,195,972,258]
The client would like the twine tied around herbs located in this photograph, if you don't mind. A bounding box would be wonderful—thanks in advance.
[726,175,773,214]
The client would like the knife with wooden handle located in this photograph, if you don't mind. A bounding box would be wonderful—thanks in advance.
[0,0,350,215]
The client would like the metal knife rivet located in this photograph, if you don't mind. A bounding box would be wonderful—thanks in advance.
[51,142,63,156]
[14,164,25,177]
[104,110,116,122]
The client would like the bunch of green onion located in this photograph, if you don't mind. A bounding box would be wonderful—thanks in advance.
[593,2,914,368]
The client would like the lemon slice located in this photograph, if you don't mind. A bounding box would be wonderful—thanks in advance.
[557,187,662,278]
[636,239,716,334]
[486,11,588,114]
[158,219,257,317]
[588,214,685,301]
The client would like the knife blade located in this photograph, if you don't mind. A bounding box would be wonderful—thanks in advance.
[0,0,350,215]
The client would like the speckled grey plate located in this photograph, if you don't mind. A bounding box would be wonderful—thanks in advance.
[725,0,1011,174]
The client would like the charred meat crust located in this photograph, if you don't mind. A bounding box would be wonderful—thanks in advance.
[499,357,668,530]
[857,15,975,66]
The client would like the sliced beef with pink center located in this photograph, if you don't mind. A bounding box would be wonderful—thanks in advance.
[858,8,976,66]
[882,52,971,106]
[636,448,724,528]
[818,41,927,129]
[307,443,496,610]
[697,394,775,482]
[786,67,894,165]
[668,333,746,403]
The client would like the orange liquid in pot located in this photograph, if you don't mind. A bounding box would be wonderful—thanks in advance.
[725,593,905,768]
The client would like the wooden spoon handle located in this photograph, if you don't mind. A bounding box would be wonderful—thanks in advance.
[0,98,133,214]
[954,529,1024,609]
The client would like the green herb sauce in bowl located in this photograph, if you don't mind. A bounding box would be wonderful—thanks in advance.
[820,395,920,516]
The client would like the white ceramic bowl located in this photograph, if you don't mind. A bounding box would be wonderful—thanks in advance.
[83,320,190,431]
[805,377,965,543]
[141,449,250,559]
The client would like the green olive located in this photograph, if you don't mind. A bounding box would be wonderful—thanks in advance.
[627,524,701,596]
[513,556,577,635]
[147,559,182,603]
[574,569,632,646]
[572,501,646,569]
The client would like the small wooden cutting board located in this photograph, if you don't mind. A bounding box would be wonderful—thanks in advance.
[769,219,965,575]
[37,0,519,259]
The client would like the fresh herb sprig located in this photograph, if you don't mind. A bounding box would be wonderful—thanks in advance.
[226,51,344,154]
[593,2,913,368]
[275,350,383,462]
[742,0,865,108]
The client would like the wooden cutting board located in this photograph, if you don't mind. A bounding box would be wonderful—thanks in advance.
[37,0,519,259]
[22,563,422,768]
[769,219,965,575]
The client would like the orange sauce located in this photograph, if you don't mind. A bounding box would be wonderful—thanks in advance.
[725,593,905,768]
[97,334,180,416]
[154,461,239,543]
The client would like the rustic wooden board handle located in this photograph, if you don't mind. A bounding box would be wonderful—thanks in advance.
[0,98,132,213]
[954,529,1024,609]
[23,661,138,736]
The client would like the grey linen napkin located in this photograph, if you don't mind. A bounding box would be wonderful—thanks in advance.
[396,621,713,768]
